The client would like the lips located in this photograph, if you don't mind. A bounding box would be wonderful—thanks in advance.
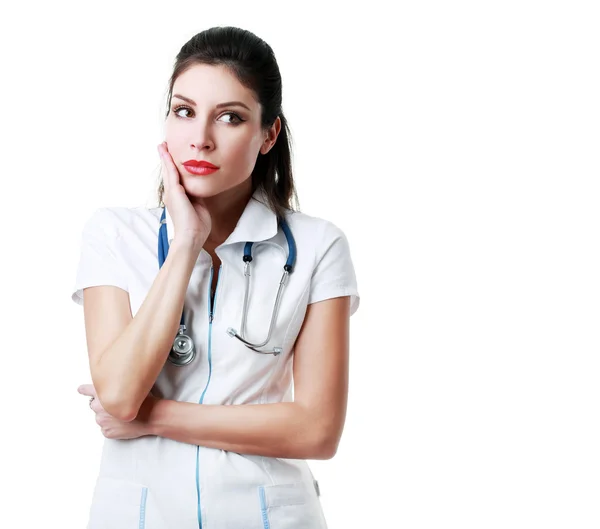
[182,160,219,169]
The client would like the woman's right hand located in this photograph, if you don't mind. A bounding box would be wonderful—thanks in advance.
[157,141,212,247]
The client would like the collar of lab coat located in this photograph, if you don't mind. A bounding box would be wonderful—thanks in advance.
[164,187,279,247]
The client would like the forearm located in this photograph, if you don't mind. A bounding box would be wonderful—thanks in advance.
[95,236,203,421]
[145,400,332,460]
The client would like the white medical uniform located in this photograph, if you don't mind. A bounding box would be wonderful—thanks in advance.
[72,187,360,529]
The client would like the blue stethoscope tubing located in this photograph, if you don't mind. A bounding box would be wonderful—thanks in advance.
[158,206,296,366]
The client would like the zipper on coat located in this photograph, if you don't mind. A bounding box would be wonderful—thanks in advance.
[201,263,221,402]
[209,263,222,323]
[197,263,222,529]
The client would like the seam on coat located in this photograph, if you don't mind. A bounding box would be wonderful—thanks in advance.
[139,487,148,529]
[258,486,271,529]
[281,278,311,353]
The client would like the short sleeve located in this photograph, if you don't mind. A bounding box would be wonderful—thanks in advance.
[71,208,129,306]
[307,220,360,316]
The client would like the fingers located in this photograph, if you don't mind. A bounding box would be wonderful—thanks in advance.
[78,384,104,414]
[77,384,97,398]
[157,141,178,193]
[157,142,169,189]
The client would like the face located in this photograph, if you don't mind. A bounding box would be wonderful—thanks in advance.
[164,63,280,199]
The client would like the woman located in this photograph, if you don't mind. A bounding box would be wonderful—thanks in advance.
[73,26,360,529]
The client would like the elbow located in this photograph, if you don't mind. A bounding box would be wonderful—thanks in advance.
[107,402,139,422]
[311,429,340,460]
[100,391,140,422]
[112,399,141,422]
[93,374,139,422]
[298,406,342,459]
[113,405,139,423]
[94,377,143,422]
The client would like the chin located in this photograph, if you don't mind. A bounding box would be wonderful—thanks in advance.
[181,181,221,198]
[185,175,243,197]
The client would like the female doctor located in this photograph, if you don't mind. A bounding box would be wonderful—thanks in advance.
[74,26,359,529]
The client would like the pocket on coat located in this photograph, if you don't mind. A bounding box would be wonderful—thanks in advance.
[87,476,150,529]
[257,480,328,529]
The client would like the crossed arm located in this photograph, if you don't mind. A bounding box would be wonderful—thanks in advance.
[143,296,350,460]
[86,295,351,460]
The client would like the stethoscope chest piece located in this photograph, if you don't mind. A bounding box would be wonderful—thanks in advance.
[168,324,196,366]
[158,206,297,362]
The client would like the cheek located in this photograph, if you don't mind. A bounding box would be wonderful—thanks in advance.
[227,137,261,167]
[163,124,185,151]
[163,117,176,137]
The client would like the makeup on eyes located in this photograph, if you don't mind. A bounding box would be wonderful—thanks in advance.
[172,94,251,111]
[171,105,244,124]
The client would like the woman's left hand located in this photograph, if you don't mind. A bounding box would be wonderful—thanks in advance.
[77,384,160,440]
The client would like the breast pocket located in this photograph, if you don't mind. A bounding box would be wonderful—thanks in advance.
[87,476,165,529]
[257,481,328,529]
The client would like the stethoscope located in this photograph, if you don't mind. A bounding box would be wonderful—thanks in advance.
[158,207,297,366]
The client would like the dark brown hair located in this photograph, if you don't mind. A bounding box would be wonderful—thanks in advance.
[157,26,299,220]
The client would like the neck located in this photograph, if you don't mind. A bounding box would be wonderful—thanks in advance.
[191,179,254,247]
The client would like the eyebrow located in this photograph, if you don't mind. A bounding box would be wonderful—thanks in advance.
[172,93,251,111]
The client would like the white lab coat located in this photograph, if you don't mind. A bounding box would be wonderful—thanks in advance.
[72,188,360,529]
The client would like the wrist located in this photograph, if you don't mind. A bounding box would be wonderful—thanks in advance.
[172,233,206,252]
[144,397,169,437]
[170,235,205,256]
[136,394,162,436]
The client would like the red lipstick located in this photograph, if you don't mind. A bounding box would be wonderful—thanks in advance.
[182,159,219,176]
[182,160,219,169]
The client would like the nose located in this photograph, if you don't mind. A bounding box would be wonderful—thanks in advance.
[189,120,215,151]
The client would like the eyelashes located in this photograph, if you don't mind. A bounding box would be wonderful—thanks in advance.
[171,105,245,125]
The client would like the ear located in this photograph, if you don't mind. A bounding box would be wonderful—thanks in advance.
[261,116,282,154]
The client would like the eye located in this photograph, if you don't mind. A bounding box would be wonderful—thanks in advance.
[172,105,193,119]
[219,112,244,124]
[171,105,244,125]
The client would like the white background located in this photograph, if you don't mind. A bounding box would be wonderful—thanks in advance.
[0,1,598,528]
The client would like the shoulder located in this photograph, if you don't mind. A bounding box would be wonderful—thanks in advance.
[283,210,354,262]
[81,205,162,239]
[284,210,351,244]
[286,210,360,315]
